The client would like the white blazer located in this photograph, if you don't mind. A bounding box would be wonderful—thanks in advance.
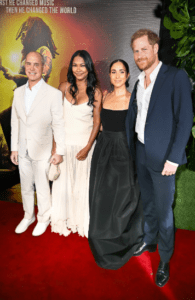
[11,80,65,160]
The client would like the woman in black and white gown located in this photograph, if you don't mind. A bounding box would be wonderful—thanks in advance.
[88,59,143,270]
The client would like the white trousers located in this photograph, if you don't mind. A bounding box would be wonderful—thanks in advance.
[18,152,51,223]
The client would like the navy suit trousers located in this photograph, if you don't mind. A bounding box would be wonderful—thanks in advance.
[136,140,175,263]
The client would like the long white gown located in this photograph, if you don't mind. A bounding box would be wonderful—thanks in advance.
[51,98,95,237]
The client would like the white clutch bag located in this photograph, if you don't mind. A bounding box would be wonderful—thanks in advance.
[48,163,61,181]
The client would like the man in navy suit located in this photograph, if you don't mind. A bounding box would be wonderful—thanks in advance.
[126,29,193,287]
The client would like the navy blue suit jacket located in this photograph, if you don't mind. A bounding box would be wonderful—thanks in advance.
[125,63,193,171]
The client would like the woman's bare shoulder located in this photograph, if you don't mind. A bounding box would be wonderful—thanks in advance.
[102,90,112,101]
[94,88,103,104]
[127,91,131,101]
[95,87,102,98]
[58,81,71,92]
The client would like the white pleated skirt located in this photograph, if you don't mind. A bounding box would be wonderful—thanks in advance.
[51,143,95,238]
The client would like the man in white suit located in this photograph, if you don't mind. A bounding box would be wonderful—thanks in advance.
[11,51,65,236]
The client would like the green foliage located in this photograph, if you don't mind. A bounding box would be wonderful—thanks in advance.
[163,0,195,170]
[192,126,195,138]
[174,165,195,230]
[163,0,195,82]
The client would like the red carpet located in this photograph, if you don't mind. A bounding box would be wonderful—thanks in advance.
[0,201,195,300]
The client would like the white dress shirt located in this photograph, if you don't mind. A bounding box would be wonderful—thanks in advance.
[135,61,162,144]
[135,61,178,167]
[25,78,44,115]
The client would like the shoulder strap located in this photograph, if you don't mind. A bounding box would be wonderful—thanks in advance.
[64,82,68,96]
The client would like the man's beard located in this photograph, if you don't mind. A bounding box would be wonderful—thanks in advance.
[136,57,155,71]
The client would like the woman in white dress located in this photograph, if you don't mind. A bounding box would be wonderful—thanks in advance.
[51,50,102,237]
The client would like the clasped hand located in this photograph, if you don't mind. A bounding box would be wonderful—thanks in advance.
[50,153,63,165]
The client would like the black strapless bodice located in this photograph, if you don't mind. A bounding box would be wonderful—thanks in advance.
[101,108,128,132]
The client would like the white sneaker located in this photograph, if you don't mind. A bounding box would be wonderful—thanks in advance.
[15,217,36,234]
[32,220,50,236]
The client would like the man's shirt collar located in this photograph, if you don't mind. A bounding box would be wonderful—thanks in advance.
[138,61,162,87]
[26,78,44,91]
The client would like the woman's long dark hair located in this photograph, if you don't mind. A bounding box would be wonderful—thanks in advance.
[16,17,58,61]
[109,59,130,88]
[67,50,99,106]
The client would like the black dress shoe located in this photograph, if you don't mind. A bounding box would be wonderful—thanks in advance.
[133,242,157,256]
[155,261,169,287]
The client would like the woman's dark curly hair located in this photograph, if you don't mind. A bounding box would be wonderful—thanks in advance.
[67,50,99,106]
[16,17,58,61]
[109,59,130,88]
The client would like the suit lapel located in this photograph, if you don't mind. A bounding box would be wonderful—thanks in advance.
[20,85,26,116]
[28,80,47,115]
[147,64,169,118]
[129,79,139,107]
